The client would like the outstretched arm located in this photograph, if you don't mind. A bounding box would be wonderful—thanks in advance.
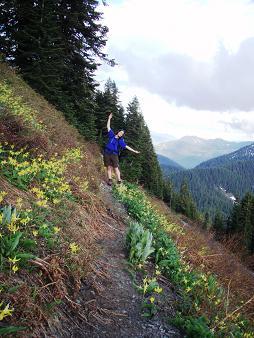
[107,113,113,131]
[125,145,140,154]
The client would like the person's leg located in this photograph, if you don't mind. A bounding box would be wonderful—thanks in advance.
[107,166,113,181]
[112,155,121,183]
[114,167,121,182]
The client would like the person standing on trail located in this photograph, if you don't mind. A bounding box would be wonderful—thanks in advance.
[104,113,140,186]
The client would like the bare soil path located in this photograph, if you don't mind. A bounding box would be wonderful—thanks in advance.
[74,183,183,338]
[49,183,183,338]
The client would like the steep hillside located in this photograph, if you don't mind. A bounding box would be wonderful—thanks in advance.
[0,63,112,335]
[170,161,254,215]
[1,63,254,337]
[197,143,254,168]
[170,144,254,216]
[155,136,252,168]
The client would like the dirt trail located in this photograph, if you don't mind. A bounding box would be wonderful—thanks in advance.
[73,183,182,338]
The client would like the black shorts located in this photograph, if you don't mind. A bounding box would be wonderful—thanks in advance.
[103,153,119,168]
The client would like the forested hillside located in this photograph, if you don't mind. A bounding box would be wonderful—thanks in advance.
[197,143,254,168]
[155,136,252,168]
[0,1,163,198]
[1,1,254,336]
[169,144,254,217]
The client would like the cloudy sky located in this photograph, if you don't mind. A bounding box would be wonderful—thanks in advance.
[96,0,254,142]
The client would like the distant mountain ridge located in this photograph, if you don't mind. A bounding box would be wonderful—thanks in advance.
[196,143,254,168]
[157,154,184,175]
[169,143,254,216]
[157,154,183,168]
[155,136,253,168]
[151,131,176,145]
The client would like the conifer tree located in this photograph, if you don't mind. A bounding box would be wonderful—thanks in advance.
[203,212,210,230]
[140,124,163,197]
[227,192,254,253]
[239,193,254,252]
[250,202,254,253]
[121,97,143,182]
[227,202,241,233]
[175,179,198,220]
[213,210,225,240]
[0,0,108,140]
[163,179,173,208]
[121,97,163,196]
[95,79,125,146]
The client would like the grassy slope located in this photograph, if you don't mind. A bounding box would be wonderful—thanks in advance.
[114,183,254,335]
[0,63,111,335]
[147,194,254,329]
[0,62,253,336]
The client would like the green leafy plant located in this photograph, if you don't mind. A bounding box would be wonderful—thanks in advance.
[142,296,158,318]
[137,276,163,318]
[171,315,213,338]
[126,222,154,265]
[137,276,159,295]
[0,205,23,270]
[114,183,254,336]
[0,326,27,336]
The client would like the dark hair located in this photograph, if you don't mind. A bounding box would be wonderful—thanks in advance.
[116,130,125,138]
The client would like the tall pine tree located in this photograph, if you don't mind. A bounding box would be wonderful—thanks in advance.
[121,97,163,197]
[95,79,125,146]
[227,192,254,253]
[0,0,108,140]
[175,179,198,220]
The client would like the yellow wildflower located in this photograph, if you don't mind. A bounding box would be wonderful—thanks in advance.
[32,230,38,237]
[16,197,23,208]
[36,200,48,208]
[143,281,148,295]
[155,269,161,276]
[154,287,163,294]
[8,256,21,264]
[69,242,79,254]
[12,265,19,273]
[0,302,14,320]
[215,299,221,305]
[0,191,7,203]
[52,198,60,205]
[149,297,155,304]
[53,226,60,234]
[20,217,31,225]
[7,223,19,234]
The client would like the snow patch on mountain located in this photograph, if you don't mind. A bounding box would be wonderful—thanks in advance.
[218,186,237,203]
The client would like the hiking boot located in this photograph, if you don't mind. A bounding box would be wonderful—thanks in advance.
[108,179,112,186]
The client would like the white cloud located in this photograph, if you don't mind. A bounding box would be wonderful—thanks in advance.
[96,0,254,142]
[102,0,254,60]
[220,115,254,136]
[112,39,254,111]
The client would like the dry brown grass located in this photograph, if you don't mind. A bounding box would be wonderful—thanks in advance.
[148,195,254,323]
[0,63,113,334]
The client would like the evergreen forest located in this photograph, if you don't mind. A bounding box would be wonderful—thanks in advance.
[1,0,253,258]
